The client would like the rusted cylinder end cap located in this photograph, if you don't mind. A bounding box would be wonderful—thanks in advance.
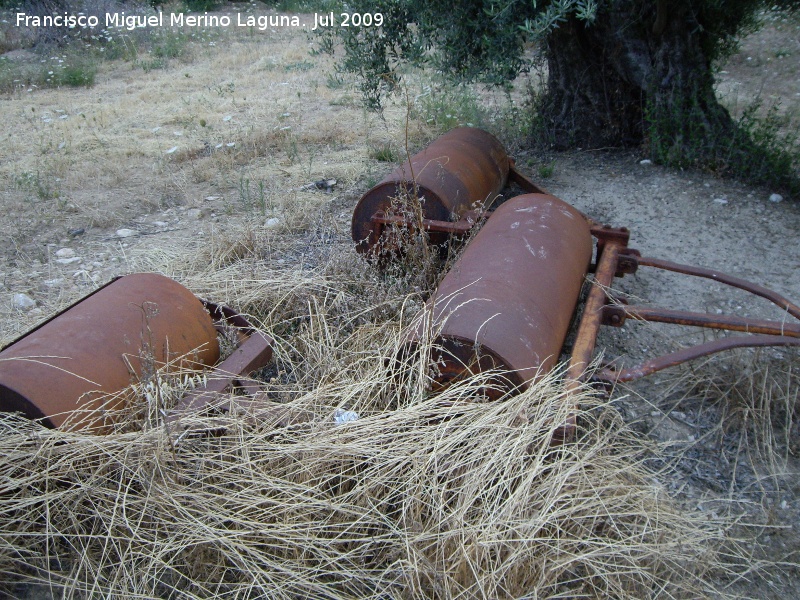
[0,273,220,432]
[352,181,450,255]
[352,127,510,255]
[404,193,593,397]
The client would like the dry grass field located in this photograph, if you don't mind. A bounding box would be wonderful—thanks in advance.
[0,3,799,598]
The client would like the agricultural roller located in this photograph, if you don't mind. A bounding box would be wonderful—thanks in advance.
[351,127,543,256]
[0,273,273,433]
[376,129,800,440]
[402,193,592,398]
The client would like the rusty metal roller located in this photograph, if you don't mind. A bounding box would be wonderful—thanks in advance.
[0,273,220,431]
[352,127,510,254]
[405,194,592,396]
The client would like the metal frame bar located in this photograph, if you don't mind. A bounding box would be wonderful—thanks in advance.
[167,304,273,428]
[595,335,800,383]
[604,304,800,338]
[574,243,800,387]
[637,256,800,320]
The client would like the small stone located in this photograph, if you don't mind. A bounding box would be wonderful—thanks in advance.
[769,193,783,203]
[56,257,82,265]
[649,414,696,444]
[68,227,85,237]
[188,207,212,220]
[713,197,728,204]
[315,178,337,190]
[265,217,281,229]
[152,221,168,227]
[55,247,75,258]
[639,159,652,165]
[13,293,36,310]
[116,229,137,238]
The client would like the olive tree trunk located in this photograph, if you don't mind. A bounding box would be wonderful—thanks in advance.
[541,0,735,161]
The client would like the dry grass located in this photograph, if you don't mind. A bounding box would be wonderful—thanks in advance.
[0,242,736,599]
[0,365,725,598]
[0,14,409,256]
[684,350,800,484]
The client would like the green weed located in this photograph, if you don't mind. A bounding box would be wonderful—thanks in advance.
[182,0,221,11]
[284,60,315,73]
[412,83,486,132]
[646,95,800,195]
[15,170,61,203]
[325,72,346,89]
[138,57,167,72]
[412,81,534,143]
[537,161,555,178]
[368,142,399,162]
[0,53,96,92]
[238,176,270,215]
[151,30,188,60]
[59,62,96,87]
[272,0,343,11]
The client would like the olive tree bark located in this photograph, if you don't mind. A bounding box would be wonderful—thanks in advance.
[542,0,735,160]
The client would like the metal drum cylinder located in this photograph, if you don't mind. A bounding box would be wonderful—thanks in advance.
[404,194,592,396]
[0,273,220,431]
[352,127,510,254]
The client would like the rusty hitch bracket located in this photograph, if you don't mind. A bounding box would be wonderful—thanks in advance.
[166,301,274,429]
[569,233,800,387]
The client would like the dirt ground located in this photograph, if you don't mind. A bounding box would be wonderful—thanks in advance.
[1,5,799,598]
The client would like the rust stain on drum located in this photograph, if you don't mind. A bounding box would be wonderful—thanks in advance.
[0,273,220,431]
[352,127,510,254]
[405,194,592,397]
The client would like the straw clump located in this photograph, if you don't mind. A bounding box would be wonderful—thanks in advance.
[0,259,727,599]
